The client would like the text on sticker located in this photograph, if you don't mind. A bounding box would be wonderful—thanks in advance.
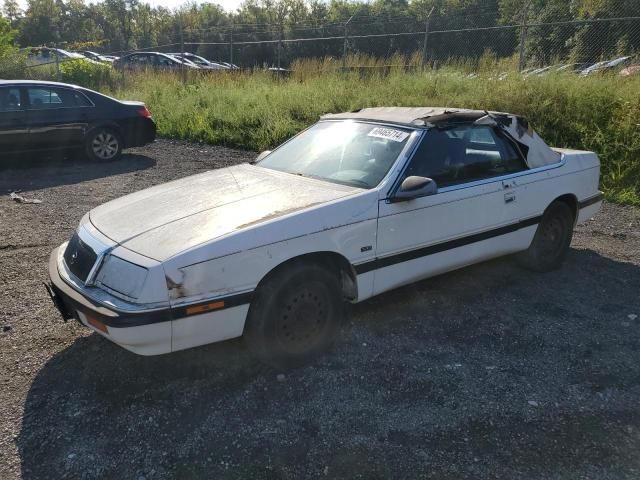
[368,127,410,143]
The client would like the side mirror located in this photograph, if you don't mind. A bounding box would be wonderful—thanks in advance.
[393,176,437,201]
[255,150,271,163]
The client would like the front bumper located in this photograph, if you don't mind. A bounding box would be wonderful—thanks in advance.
[48,247,172,355]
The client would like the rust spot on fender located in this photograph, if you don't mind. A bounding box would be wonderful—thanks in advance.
[165,274,187,298]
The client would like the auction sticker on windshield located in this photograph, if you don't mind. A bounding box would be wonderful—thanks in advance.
[367,127,410,142]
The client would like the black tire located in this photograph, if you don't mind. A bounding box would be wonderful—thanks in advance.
[85,127,122,162]
[517,201,575,272]
[244,262,344,367]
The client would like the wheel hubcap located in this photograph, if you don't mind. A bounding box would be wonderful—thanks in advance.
[92,132,118,160]
[276,286,329,354]
[539,217,564,255]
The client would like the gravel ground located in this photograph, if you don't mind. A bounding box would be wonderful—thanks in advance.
[1,140,639,479]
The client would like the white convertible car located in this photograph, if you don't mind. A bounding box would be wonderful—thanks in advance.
[47,107,602,362]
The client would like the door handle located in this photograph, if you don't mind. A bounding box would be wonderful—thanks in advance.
[504,192,516,203]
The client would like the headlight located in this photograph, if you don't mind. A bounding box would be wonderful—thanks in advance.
[95,255,148,300]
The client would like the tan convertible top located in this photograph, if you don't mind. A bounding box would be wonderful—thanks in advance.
[322,107,561,168]
[322,107,490,125]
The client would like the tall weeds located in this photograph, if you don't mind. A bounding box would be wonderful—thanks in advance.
[111,65,640,205]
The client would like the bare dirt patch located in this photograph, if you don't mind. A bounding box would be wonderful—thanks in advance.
[1,140,639,479]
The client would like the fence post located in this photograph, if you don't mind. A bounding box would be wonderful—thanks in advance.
[229,23,234,66]
[180,22,186,83]
[277,22,282,71]
[518,1,531,71]
[342,22,348,72]
[422,7,435,71]
[54,44,60,81]
[343,14,355,72]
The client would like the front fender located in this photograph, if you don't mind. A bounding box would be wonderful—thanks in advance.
[163,217,378,307]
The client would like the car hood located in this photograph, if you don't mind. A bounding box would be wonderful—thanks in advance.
[89,164,361,261]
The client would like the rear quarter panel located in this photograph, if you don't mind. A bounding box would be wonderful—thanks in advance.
[515,149,601,223]
[83,92,156,147]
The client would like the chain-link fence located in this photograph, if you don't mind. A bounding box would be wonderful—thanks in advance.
[4,14,639,82]
[177,13,640,71]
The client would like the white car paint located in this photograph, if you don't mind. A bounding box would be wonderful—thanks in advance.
[48,108,602,356]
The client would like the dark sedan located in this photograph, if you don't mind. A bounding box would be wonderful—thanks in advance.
[0,80,156,162]
[113,52,200,72]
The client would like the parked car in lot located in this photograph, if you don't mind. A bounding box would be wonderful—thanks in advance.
[170,52,229,70]
[76,50,116,64]
[523,63,591,77]
[526,65,561,77]
[556,62,590,73]
[22,47,96,66]
[47,107,602,363]
[580,56,632,76]
[113,52,200,71]
[0,80,155,162]
[219,61,240,70]
[166,54,201,69]
[268,66,292,77]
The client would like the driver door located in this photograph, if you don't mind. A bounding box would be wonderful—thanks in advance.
[373,125,530,295]
[0,86,28,154]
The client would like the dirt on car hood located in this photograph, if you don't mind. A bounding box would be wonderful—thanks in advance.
[89,163,360,261]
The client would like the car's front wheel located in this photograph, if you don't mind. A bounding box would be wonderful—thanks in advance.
[244,262,344,367]
[86,128,122,162]
[517,201,575,272]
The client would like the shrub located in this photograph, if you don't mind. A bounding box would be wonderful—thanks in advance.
[59,59,115,90]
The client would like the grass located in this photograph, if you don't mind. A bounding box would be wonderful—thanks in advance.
[108,56,640,205]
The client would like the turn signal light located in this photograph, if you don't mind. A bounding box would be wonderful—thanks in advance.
[186,301,225,316]
[86,315,108,334]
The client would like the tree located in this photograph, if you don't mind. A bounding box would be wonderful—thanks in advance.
[2,0,21,26]
[20,0,62,46]
[2,0,638,67]
[0,15,17,54]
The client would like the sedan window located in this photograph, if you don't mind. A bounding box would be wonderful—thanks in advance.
[27,88,65,109]
[404,125,527,188]
[155,55,175,66]
[73,91,93,107]
[27,87,87,109]
[257,121,412,189]
[129,54,150,64]
[189,56,208,66]
[0,87,21,111]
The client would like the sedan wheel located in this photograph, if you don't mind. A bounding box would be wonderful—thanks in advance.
[275,284,332,356]
[86,129,122,162]
[517,201,574,272]
[244,262,344,367]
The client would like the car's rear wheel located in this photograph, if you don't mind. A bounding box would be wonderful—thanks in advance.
[517,201,574,272]
[244,262,344,367]
[86,128,122,162]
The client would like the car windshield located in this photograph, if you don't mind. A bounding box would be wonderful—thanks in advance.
[189,55,209,65]
[256,121,412,189]
[59,49,84,59]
